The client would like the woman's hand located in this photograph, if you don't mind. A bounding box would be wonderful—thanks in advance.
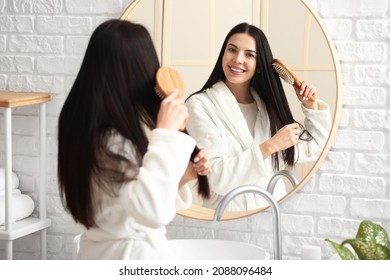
[156,90,188,131]
[260,123,301,159]
[179,148,212,188]
[293,80,318,110]
[192,148,212,176]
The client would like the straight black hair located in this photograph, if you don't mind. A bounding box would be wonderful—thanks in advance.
[57,19,162,229]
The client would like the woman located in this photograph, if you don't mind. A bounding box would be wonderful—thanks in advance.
[186,22,331,211]
[57,19,211,259]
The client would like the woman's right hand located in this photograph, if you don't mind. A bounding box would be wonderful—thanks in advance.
[260,123,301,159]
[156,90,188,131]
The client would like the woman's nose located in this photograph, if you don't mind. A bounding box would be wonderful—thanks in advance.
[234,52,244,64]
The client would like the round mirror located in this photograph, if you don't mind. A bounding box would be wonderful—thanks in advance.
[120,0,343,220]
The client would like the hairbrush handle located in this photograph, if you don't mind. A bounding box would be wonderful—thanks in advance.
[294,80,315,102]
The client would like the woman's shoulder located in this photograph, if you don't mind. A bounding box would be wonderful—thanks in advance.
[185,90,211,107]
[186,81,225,105]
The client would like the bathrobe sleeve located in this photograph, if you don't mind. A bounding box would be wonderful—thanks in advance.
[186,94,270,196]
[175,184,193,210]
[118,129,195,228]
[296,100,332,162]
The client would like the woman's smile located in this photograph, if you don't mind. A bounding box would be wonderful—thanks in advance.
[228,65,246,74]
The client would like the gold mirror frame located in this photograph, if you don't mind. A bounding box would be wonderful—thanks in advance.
[120,0,343,221]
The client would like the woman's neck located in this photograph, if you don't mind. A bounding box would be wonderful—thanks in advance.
[225,81,254,104]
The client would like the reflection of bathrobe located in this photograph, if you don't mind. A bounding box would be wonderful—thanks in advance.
[77,129,195,260]
[186,81,332,211]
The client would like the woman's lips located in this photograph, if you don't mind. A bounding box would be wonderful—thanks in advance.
[229,66,245,74]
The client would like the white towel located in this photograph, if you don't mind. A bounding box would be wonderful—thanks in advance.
[0,168,20,190]
[0,189,21,196]
[0,194,35,225]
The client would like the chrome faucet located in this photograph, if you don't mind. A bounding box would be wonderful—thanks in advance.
[267,170,299,194]
[213,185,282,260]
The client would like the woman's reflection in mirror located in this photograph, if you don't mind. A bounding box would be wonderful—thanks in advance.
[186,22,331,211]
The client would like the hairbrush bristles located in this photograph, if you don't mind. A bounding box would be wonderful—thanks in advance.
[272,58,300,86]
[272,59,315,102]
[154,86,166,100]
[272,61,295,85]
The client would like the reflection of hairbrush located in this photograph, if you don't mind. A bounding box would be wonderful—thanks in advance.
[272,59,315,101]
[155,66,210,199]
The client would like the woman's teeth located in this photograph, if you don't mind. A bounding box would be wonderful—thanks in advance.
[230,66,244,73]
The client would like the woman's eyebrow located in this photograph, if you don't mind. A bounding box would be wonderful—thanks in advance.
[227,43,238,48]
[227,43,256,54]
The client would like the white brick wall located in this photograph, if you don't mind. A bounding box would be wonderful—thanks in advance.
[0,0,389,260]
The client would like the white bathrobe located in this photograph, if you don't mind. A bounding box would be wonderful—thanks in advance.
[186,81,332,211]
[77,128,195,260]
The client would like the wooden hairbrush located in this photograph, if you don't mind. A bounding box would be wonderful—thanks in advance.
[155,67,186,130]
[155,66,210,199]
[155,67,185,100]
[272,59,315,102]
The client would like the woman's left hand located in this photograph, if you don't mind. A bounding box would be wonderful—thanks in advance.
[293,80,318,110]
[179,148,212,188]
[191,148,212,176]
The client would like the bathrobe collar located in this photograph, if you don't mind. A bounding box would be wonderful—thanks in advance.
[205,81,268,149]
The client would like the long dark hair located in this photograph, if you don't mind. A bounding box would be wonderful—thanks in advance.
[189,22,297,169]
[57,19,162,229]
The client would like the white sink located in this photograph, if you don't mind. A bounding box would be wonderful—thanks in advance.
[167,239,270,260]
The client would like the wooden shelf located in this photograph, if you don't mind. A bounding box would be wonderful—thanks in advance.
[0,91,51,108]
[0,217,51,241]
[0,90,51,259]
